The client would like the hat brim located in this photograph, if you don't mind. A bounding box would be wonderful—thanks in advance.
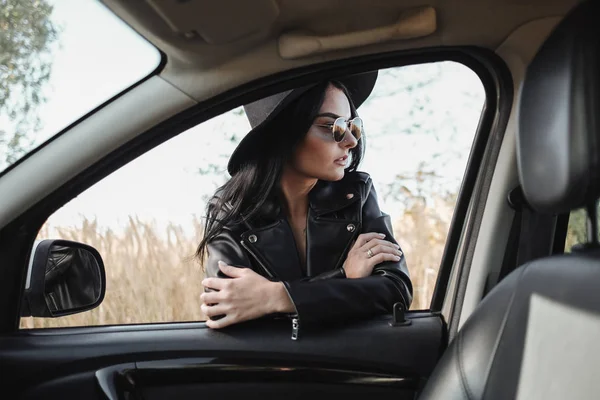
[227,70,378,176]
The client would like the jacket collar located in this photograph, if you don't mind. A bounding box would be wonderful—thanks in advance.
[308,177,361,216]
[233,173,365,227]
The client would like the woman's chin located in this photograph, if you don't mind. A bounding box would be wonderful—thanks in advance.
[320,167,346,181]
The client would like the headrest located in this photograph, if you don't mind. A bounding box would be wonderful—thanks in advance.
[517,0,600,214]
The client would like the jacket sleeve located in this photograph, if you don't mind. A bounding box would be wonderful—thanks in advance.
[204,228,302,323]
[204,228,254,280]
[283,179,413,328]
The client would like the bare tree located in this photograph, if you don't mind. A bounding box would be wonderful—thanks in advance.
[0,0,59,167]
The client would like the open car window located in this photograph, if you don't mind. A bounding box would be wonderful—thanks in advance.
[0,0,161,174]
[22,61,485,329]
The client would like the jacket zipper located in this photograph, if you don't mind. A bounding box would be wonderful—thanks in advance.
[291,316,299,340]
[241,240,300,340]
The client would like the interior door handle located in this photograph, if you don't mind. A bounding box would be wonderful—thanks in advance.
[95,363,137,400]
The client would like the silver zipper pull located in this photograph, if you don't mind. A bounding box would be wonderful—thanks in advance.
[291,317,299,340]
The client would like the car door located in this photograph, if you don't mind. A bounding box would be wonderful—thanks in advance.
[0,3,511,400]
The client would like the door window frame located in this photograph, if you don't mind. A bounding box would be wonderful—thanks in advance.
[0,47,512,333]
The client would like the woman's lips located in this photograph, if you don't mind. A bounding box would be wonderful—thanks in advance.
[334,155,348,166]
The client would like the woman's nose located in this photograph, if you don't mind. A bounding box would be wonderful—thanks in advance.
[342,130,358,149]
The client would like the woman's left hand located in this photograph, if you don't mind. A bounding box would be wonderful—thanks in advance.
[201,261,294,329]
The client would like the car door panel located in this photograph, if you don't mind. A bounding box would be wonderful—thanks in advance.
[3,312,445,399]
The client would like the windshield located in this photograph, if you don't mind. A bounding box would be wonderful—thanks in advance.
[0,0,161,173]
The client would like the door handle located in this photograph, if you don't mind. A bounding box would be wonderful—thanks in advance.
[95,363,137,400]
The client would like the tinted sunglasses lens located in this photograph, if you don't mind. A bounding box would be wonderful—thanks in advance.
[350,118,363,140]
[333,118,347,142]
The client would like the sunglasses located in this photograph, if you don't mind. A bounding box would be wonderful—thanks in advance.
[314,116,363,143]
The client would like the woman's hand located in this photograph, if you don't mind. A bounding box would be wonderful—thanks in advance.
[201,261,294,329]
[343,232,402,279]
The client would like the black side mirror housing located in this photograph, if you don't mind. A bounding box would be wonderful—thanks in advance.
[21,239,106,318]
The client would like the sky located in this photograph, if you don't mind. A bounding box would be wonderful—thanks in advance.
[31,0,160,141]
[4,0,486,238]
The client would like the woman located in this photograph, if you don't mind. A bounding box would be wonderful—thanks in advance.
[197,71,412,339]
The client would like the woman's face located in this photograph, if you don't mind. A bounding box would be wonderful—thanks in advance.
[289,84,359,181]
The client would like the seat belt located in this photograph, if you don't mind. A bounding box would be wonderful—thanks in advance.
[498,186,556,283]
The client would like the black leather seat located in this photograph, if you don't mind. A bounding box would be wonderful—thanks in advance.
[418,1,600,399]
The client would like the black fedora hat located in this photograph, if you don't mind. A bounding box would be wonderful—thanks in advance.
[227,70,378,176]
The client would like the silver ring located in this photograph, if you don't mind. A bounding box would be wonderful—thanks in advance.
[367,248,374,258]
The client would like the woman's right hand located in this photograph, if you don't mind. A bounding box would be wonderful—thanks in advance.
[342,232,403,279]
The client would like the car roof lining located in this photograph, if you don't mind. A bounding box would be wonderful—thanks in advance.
[100,0,581,102]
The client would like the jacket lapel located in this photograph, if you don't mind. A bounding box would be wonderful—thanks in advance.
[239,176,363,279]
[305,179,362,276]
[240,220,304,281]
[305,207,360,277]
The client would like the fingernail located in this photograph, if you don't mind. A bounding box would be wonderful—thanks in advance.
[379,233,386,237]
[394,256,401,261]
[218,260,225,266]
[395,244,400,248]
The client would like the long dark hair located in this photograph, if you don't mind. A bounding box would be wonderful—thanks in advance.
[196,80,365,264]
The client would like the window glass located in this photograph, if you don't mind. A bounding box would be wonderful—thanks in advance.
[22,61,485,328]
[0,0,160,173]
[565,207,594,252]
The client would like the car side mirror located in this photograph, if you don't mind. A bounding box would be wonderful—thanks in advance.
[21,239,106,318]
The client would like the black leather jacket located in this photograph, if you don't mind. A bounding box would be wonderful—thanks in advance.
[205,171,413,339]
